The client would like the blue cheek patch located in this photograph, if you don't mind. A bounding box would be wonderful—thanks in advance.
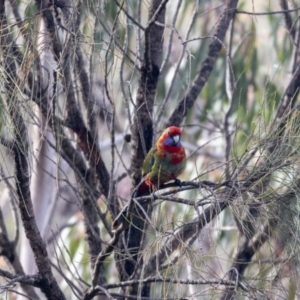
[164,137,174,146]
[164,137,181,146]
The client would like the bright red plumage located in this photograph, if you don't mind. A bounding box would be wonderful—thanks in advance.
[137,126,186,195]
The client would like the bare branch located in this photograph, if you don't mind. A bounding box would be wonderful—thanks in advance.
[236,6,300,16]
[279,0,296,40]
[168,0,239,127]
[0,2,66,298]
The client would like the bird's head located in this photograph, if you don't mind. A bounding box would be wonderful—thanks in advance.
[162,126,182,146]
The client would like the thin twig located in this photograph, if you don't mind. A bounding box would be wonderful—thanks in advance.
[224,16,236,180]
[160,0,183,75]
[156,0,199,126]
[236,6,300,16]
[168,0,239,127]
[119,2,132,128]
[114,0,145,31]
[279,0,296,41]
[102,276,247,290]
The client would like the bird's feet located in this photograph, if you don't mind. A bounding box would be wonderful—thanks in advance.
[174,178,183,188]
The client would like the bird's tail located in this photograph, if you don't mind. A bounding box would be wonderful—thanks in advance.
[112,179,152,231]
[132,179,152,198]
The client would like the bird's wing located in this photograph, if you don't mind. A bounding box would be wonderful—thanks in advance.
[142,146,157,176]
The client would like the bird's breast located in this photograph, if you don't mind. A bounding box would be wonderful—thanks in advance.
[159,145,186,164]
[170,150,185,164]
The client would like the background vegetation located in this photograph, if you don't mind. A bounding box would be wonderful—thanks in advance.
[0,0,300,299]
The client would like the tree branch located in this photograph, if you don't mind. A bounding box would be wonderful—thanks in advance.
[168,0,239,127]
[0,2,66,298]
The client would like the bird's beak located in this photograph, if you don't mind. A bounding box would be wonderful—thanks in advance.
[173,135,180,144]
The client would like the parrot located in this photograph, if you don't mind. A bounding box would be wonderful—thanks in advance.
[112,126,186,230]
[135,125,186,196]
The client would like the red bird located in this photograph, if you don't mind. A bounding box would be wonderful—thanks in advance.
[112,126,186,230]
[135,126,186,196]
